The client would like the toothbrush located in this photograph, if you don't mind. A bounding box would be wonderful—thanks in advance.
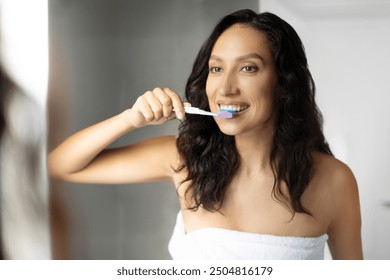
[181,106,234,119]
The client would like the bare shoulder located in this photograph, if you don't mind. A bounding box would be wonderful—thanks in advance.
[147,135,181,170]
[310,153,363,259]
[309,152,359,213]
[313,153,357,189]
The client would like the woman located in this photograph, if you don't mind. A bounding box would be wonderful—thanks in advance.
[48,9,363,259]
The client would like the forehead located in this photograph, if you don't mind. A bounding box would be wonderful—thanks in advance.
[211,24,272,62]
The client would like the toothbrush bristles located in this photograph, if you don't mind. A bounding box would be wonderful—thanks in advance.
[217,111,234,119]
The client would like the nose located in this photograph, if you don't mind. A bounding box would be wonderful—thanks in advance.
[217,72,239,96]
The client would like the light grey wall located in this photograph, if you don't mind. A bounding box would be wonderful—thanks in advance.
[49,0,258,259]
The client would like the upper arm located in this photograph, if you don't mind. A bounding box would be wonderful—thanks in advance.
[61,135,178,184]
[326,162,363,259]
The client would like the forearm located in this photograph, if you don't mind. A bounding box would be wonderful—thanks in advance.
[48,109,134,179]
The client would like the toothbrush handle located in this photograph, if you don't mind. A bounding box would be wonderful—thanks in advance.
[183,107,217,117]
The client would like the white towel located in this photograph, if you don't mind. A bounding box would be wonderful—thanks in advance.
[168,211,328,260]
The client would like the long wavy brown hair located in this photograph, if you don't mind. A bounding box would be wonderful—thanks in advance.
[176,9,332,215]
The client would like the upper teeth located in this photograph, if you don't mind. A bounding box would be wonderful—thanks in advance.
[220,105,249,112]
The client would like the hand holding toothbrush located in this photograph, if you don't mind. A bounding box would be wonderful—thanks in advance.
[125,87,186,128]
[126,87,233,129]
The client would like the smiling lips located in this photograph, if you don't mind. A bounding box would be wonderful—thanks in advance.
[219,104,249,113]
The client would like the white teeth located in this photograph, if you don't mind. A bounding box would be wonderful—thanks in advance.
[219,104,249,112]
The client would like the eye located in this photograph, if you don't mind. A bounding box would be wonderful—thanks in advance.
[209,66,223,73]
[241,65,258,73]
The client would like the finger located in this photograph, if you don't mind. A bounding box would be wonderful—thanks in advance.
[144,90,164,120]
[136,95,155,122]
[153,87,173,118]
[166,111,176,121]
[164,88,184,120]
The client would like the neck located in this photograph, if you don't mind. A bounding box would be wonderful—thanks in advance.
[235,127,274,177]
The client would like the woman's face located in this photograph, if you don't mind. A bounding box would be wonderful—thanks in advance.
[206,24,277,137]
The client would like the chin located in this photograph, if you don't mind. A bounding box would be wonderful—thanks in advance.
[216,123,241,136]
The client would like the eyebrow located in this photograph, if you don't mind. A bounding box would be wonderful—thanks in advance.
[209,53,265,63]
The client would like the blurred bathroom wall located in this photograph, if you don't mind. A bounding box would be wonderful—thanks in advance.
[260,0,390,259]
[48,0,259,259]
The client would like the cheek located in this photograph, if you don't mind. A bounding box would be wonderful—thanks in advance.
[205,78,217,107]
[256,76,276,104]
[205,78,214,97]
[248,84,275,118]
